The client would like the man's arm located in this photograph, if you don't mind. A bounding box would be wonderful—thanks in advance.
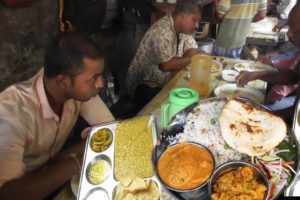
[159,48,202,72]
[216,11,225,21]
[80,95,115,125]
[215,0,230,21]
[236,70,299,87]
[274,86,300,124]
[252,10,267,22]
[0,140,85,200]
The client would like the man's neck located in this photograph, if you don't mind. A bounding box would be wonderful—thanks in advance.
[172,14,181,34]
[43,77,66,117]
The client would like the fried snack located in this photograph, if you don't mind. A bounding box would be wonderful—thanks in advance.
[212,166,267,200]
[90,128,113,152]
[114,116,154,181]
[114,177,160,200]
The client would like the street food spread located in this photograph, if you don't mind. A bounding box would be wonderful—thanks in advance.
[90,128,113,152]
[114,177,160,200]
[220,99,287,156]
[211,166,267,200]
[114,116,154,181]
[165,97,297,199]
[158,142,214,190]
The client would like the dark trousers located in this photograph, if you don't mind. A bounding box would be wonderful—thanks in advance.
[134,84,161,110]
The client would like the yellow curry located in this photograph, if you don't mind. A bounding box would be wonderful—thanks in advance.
[211,166,267,200]
[158,142,214,190]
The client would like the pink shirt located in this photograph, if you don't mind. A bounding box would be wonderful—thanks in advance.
[0,69,114,187]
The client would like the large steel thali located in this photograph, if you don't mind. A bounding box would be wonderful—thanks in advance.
[154,97,300,200]
[77,115,162,200]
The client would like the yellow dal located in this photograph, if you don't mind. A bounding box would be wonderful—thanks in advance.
[114,116,154,181]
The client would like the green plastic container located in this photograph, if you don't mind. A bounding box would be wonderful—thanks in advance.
[161,88,199,128]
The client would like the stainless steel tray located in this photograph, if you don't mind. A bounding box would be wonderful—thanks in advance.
[77,115,161,200]
[154,97,300,200]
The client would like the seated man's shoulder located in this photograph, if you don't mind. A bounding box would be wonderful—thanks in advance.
[151,15,173,32]
[0,81,37,113]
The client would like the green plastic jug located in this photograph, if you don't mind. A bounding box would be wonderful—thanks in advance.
[161,87,199,128]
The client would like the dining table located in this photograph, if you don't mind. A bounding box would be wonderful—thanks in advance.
[138,56,267,134]
[54,56,270,200]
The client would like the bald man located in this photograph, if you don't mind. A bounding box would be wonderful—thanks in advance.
[235,2,300,122]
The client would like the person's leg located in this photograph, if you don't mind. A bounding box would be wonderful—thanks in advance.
[265,95,296,111]
[134,84,161,110]
[265,85,298,103]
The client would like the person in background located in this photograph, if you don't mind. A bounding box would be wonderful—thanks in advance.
[0,31,114,199]
[236,2,300,122]
[126,0,202,109]
[113,0,151,96]
[213,0,267,59]
[255,46,300,107]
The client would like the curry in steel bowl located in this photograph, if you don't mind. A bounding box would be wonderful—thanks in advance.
[90,128,113,153]
[160,97,299,199]
[208,161,270,200]
[157,142,215,192]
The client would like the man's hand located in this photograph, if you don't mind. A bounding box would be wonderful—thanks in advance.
[256,53,276,65]
[256,51,280,65]
[52,139,86,163]
[235,71,260,87]
[81,127,91,139]
[0,139,87,200]
[273,23,287,32]
[183,48,202,57]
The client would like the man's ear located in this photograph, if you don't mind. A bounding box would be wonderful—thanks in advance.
[56,74,70,89]
[179,13,186,20]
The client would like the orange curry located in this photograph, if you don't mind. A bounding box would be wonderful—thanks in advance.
[158,142,214,190]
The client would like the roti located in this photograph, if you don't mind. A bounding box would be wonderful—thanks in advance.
[219,99,287,156]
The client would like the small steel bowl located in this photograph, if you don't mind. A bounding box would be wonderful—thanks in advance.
[221,69,239,82]
[156,141,216,199]
[208,161,270,200]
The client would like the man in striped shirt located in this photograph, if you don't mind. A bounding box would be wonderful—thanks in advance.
[213,0,267,58]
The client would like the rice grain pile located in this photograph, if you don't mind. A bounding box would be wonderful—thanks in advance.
[166,99,242,166]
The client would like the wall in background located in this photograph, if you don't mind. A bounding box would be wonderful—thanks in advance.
[0,0,58,91]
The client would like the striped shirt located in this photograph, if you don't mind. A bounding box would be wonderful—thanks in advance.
[216,0,267,49]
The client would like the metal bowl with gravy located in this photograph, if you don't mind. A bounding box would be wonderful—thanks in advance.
[208,161,270,200]
[156,141,215,199]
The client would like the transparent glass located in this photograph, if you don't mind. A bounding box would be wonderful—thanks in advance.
[189,54,213,97]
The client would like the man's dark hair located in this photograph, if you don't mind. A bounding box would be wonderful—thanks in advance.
[44,31,104,78]
[173,0,199,16]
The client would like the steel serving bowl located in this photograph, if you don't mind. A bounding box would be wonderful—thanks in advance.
[155,141,216,200]
[197,38,215,54]
[208,161,270,200]
[221,69,239,82]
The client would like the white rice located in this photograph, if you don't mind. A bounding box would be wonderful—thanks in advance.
[166,99,242,166]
